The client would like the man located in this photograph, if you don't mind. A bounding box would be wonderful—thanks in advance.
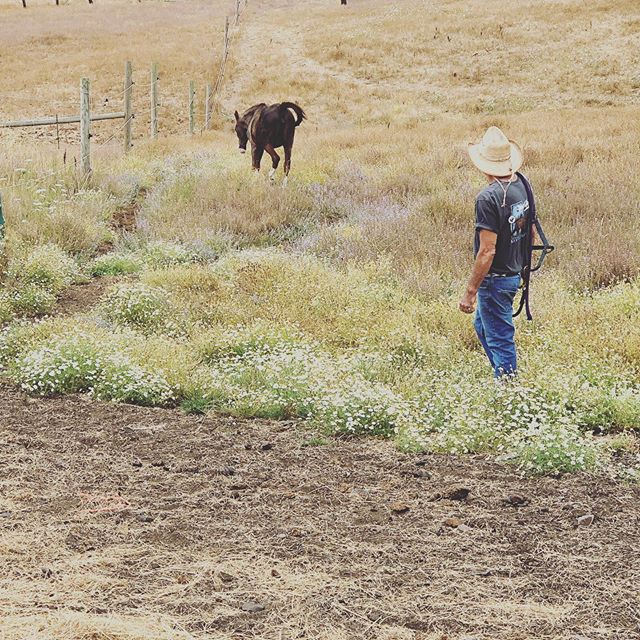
[459,126,531,377]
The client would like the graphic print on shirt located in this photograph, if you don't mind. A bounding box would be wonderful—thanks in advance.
[508,199,529,244]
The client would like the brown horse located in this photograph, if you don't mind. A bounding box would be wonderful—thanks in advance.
[234,102,306,185]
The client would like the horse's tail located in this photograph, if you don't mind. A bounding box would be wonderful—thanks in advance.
[280,102,306,126]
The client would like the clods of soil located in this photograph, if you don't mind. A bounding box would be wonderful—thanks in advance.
[1,385,639,639]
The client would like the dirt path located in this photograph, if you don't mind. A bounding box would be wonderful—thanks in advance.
[1,385,639,639]
[222,0,379,124]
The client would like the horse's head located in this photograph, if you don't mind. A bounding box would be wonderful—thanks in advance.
[234,110,248,153]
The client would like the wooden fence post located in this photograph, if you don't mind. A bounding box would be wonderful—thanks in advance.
[0,192,5,240]
[188,80,196,135]
[151,62,159,139]
[80,77,91,176]
[205,83,212,130]
[224,16,230,59]
[123,61,133,153]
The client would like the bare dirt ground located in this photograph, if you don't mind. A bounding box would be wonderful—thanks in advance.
[52,278,116,317]
[1,385,639,640]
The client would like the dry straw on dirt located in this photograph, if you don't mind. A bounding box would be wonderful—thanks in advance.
[1,386,639,639]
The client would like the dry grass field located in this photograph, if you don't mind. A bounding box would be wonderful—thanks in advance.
[1,0,640,638]
[226,0,640,122]
[0,0,231,143]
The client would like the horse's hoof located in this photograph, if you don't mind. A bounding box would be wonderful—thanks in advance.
[282,177,288,188]
[268,168,276,180]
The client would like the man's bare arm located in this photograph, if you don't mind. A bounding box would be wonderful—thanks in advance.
[459,229,497,314]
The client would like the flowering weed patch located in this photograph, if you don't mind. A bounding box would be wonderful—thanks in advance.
[0,245,80,324]
[101,283,183,336]
[13,331,174,406]
[196,321,308,361]
[90,253,143,277]
[0,241,637,476]
[8,244,78,295]
[203,340,412,436]
[509,421,599,474]
[312,377,409,437]
[401,372,604,473]
[0,284,57,319]
[141,240,198,268]
[0,319,56,368]
[206,345,326,420]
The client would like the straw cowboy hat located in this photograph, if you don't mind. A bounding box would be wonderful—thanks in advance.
[468,126,523,176]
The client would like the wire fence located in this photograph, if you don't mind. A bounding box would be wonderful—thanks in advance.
[0,0,249,174]
[94,113,137,150]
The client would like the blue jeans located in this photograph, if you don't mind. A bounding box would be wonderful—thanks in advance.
[474,274,520,377]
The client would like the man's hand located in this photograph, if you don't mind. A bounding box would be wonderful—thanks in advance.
[459,290,477,314]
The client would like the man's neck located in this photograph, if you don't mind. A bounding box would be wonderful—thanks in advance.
[486,173,517,184]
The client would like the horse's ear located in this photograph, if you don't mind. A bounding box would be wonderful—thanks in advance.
[234,110,240,122]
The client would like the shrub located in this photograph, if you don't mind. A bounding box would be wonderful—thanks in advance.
[101,283,178,335]
[196,321,308,361]
[8,244,78,295]
[4,284,57,317]
[142,241,197,268]
[90,253,142,277]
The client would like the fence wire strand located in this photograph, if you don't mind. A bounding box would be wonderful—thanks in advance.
[94,112,137,149]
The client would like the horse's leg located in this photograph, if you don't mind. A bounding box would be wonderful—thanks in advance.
[251,144,264,172]
[282,144,292,188]
[264,144,280,180]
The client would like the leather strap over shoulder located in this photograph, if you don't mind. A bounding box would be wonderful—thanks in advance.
[512,172,555,321]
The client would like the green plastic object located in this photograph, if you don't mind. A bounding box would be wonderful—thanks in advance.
[0,192,4,239]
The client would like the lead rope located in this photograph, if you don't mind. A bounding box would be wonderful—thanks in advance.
[494,174,515,207]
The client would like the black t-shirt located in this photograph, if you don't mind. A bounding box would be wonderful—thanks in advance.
[474,177,530,275]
